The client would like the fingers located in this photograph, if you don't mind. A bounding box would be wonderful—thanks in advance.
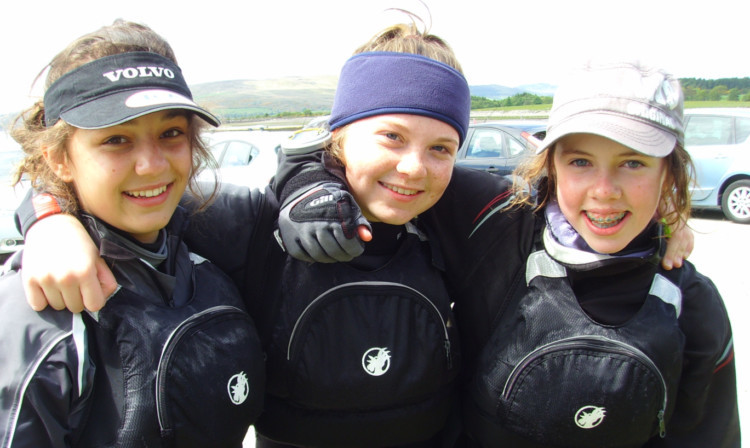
[21,214,107,313]
[661,221,694,270]
[78,258,116,312]
[358,225,373,242]
[24,279,49,312]
[97,258,119,297]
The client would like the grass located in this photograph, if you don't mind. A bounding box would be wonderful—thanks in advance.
[684,101,750,108]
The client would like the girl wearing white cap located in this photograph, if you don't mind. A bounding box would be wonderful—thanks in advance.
[0,20,267,447]
[424,61,739,447]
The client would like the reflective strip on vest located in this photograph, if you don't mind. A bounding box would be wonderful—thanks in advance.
[650,273,682,318]
[526,250,567,285]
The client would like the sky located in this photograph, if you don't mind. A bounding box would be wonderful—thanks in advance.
[2,0,749,115]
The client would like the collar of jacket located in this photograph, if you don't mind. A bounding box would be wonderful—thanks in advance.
[78,207,194,308]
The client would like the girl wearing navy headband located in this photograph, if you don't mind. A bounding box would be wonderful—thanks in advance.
[0,20,267,446]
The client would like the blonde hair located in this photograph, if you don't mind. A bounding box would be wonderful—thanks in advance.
[11,19,217,213]
[330,18,462,161]
[511,143,694,229]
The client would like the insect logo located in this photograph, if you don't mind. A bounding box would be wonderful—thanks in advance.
[362,347,391,376]
[574,405,606,429]
[227,371,250,405]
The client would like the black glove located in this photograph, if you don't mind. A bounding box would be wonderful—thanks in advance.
[278,182,371,263]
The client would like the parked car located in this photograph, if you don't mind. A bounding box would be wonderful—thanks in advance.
[454,120,547,178]
[0,136,27,264]
[684,108,750,223]
[199,131,282,189]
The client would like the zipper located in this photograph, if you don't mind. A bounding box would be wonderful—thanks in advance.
[155,305,249,437]
[286,281,452,369]
[502,334,668,437]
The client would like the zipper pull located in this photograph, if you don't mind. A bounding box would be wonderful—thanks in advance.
[658,409,666,438]
[444,340,452,369]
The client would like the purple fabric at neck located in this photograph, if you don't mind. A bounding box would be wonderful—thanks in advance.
[545,199,655,259]
[328,52,471,145]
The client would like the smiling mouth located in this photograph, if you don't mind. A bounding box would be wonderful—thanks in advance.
[382,182,419,196]
[586,211,626,229]
[125,185,168,198]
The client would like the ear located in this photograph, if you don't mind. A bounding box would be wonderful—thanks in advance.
[42,145,74,182]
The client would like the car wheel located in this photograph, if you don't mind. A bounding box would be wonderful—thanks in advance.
[721,180,750,224]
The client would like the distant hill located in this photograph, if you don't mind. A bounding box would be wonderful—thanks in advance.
[191,76,339,119]
[471,83,557,99]
[190,76,557,120]
[11,76,745,126]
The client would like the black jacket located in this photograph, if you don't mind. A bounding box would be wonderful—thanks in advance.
[0,208,266,447]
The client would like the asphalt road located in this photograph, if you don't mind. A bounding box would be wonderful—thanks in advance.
[243,209,749,447]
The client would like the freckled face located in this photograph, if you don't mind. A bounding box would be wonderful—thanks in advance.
[553,133,667,254]
[338,114,458,224]
[61,111,192,243]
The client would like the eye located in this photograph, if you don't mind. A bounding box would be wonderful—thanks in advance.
[162,128,186,139]
[570,158,590,167]
[623,160,645,169]
[431,143,457,156]
[103,135,128,145]
[384,132,401,141]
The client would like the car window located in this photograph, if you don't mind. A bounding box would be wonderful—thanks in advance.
[506,135,526,157]
[736,117,750,143]
[466,130,504,159]
[220,141,255,167]
[685,116,732,146]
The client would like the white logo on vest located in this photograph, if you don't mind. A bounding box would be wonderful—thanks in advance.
[575,405,606,429]
[227,371,249,405]
[362,347,391,376]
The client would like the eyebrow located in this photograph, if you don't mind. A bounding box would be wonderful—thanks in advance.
[384,119,459,145]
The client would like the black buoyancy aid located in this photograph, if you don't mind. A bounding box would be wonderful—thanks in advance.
[75,224,265,448]
[256,223,461,447]
[466,232,685,448]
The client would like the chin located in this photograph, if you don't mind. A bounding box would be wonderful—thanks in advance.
[585,239,629,255]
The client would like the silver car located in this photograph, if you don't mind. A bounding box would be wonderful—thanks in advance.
[685,108,750,224]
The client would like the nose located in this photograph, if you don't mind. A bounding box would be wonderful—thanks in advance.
[589,168,622,200]
[134,140,169,175]
[396,147,427,178]
[590,170,622,200]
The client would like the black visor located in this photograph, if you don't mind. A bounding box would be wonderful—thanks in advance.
[44,52,219,129]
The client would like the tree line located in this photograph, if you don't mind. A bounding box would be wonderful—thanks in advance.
[680,77,750,101]
[470,78,750,108]
[471,93,552,109]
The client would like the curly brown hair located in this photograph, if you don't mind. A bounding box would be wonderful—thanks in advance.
[10,19,217,213]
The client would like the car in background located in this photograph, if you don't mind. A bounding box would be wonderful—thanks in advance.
[0,135,27,264]
[199,131,283,189]
[454,120,546,178]
[684,108,750,223]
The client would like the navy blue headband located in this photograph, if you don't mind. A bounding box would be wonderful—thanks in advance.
[328,52,471,144]
[44,52,219,129]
